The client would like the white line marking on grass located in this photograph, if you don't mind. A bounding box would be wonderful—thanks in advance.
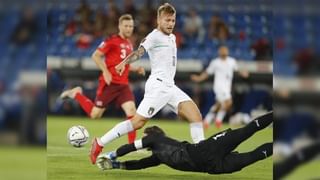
[48,154,85,157]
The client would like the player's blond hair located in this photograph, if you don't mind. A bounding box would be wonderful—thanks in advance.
[119,14,133,24]
[157,3,176,18]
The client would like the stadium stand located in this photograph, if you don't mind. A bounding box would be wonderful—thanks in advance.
[47,0,272,61]
[47,0,273,121]
[0,3,46,144]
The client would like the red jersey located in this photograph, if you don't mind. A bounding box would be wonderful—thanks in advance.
[97,34,133,84]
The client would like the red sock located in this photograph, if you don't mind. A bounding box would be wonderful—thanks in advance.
[75,92,94,118]
[127,116,136,144]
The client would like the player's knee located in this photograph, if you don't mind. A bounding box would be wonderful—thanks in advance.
[193,113,202,122]
[198,113,203,121]
[131,118,147,130]
[90,114,100,119]
[178,107,202,122]
[90,111,102,119]
[136,120,147,129]
[222,101,232,110]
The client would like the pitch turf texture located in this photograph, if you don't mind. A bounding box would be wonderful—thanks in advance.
[48,116,272,180]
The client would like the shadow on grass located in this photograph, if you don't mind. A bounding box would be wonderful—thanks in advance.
[100,170,259,180]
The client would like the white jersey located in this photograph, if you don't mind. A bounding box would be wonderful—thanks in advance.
[140,29,177,85]
[206,56,238,94]
[137,29,192,119]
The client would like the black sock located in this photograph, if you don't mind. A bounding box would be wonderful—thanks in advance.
[274,142,320,180]
[297,142,320,163]
[254,142,273,160]
[221,142,273,174]
[251,111,273,131]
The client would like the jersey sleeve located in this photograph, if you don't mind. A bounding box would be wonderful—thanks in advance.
[206,60,216,75]
[123,155,160,170]
[116,144,136,157]
[140,33,155,51]
[115,135,156,157]
[133,134,155,150]
[97,39,112,54]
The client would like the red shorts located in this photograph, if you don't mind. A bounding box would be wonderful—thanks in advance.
[95,80,135,108]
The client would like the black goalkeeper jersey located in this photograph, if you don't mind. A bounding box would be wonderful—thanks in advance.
[115,112,273,174]
[116,134,204,172]
[149,135,202,172]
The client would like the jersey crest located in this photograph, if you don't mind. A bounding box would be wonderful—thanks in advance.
[148,107,155,116]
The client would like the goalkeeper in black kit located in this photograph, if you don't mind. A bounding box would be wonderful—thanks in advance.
[97,112,273,174]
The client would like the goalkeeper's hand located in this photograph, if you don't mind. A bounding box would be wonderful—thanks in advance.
[96,151,119,170]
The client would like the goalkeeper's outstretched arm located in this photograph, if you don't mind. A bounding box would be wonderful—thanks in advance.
[118,155,161,170]
[113,134,155,157]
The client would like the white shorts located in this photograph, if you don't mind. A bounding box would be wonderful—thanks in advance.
[215,90,232,103]
[137,78,192,118]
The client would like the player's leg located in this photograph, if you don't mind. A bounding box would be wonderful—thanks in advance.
[116,85,137,144]
[106,80,172,144]
[60,86,96,117]
[203,102,221,129]
[169,86,204,143]
[216,142,272,174]
[90,113,147,164]
[121,101,136,117]
[218,111,273,153]
[95,94,169,148]
[215,97,232,129]
[90,106,106,119]
[178,101,205,143]
[99,113,147,146]
[121,101,137,144]
[274,142,320,180]
[90,83,170,164]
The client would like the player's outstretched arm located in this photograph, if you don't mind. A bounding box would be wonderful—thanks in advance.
[120,155,161,170]
[238,70,249,78]
[190,71,209,83]
[97,155,160,171]
[102,135,153,160]
[116,46,145,75]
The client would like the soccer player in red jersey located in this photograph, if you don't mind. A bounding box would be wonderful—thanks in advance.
[60,14,145,144]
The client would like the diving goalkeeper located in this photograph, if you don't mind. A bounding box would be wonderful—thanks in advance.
[97,112,273,174]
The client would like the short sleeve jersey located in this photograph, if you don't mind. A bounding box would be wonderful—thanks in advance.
[206,56,238,93]
[97,35,133,84]
[140,29,177,85]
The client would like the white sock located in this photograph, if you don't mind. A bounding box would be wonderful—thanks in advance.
[99,120,134,146]
[190,122,205,143]
[204,111,215,124]
[216,110,226,123]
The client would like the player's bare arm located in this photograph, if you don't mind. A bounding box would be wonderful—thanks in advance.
[190,71,209,83]
[239,70,249,78]
[129,66,146,76]
[92,49,112,85]
[115,46,145,75]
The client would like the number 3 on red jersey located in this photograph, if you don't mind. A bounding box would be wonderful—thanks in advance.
[120,49,126,59]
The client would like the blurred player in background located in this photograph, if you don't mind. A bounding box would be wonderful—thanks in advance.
[89,3,205,164]
[191,46,249,129]
[60,14,145,144]
[97,112,273,174]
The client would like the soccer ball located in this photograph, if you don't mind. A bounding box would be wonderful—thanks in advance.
[67,125,90,147]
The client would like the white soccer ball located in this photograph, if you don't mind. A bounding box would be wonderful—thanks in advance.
[67,125,90,147]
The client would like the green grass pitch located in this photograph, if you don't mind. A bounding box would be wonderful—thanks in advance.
[0,146,46,180]
[47,116,272,180]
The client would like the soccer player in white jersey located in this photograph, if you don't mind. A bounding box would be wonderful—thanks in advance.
[89,3,205,164]
[191,46,249,129]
